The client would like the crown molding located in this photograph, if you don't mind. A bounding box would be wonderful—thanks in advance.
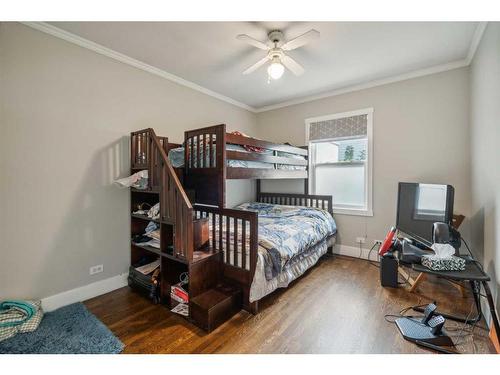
[22,21,487,115]
[255,22,488,113]
[254,59,469,112]
[465,22,488,65]
[21,22,257,113]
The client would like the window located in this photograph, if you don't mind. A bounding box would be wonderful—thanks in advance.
[306,108,373,216]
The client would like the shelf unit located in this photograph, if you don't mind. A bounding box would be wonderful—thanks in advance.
[129,129,242,331]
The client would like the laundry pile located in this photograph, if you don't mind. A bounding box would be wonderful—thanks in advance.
[0,300,44,342]
[114,170,148,190]
[133,202,160,221]
[132,221,160,248]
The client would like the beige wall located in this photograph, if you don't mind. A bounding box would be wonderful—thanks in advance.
[470,23,500,317]
[0,23,256,300]
[256,68,471,249]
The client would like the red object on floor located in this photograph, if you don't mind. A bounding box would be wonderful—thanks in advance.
[172,285,189,303]
[379,227,396,256]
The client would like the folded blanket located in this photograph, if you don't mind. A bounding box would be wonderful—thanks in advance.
[0,300,44,342]
[0,300,36,327]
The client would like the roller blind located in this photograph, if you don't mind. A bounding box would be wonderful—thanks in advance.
[309,114,367,141]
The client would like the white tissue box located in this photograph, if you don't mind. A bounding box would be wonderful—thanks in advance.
[421,254,466,271]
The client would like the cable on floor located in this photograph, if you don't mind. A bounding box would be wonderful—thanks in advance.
[367,242,380,268]
[384,300,428,323]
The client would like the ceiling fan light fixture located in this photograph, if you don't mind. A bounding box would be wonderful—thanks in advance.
[267,58,285,80]
[238,29,318,79]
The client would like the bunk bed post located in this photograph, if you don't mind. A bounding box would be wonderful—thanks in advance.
[302,144,309,195]
[249,301,259,315]
[217,125,227,207]
[256,179,261,200]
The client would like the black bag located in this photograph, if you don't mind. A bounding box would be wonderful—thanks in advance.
[128,266,161,304]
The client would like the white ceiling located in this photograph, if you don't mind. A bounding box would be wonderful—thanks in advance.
[49,22,479,110]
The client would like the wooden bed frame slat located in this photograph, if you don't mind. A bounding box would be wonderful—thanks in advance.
[226,132,308,156]
[227,168,307,179]
[226,150,308,166]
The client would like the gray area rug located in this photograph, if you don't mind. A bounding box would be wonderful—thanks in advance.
[0,302,124,354]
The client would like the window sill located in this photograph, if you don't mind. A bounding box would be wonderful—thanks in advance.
[332,208,373,217]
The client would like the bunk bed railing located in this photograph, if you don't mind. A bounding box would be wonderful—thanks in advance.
[130,129,170,190]
[257,192,333,215]
[131,128,194,262]
[225,132,307,156]
[193,204,258,304]
[184,125,226,207]
[184,124,308,172]
[184,124,310,206]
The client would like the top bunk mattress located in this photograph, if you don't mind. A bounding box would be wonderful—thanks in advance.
[168,144,306,170]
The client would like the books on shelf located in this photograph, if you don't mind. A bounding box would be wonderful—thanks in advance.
[134,259,160,275]
[171,283,189,304]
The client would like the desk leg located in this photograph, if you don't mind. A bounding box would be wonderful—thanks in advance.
[482,281,500,342]
[414,281,482,324]
[409,272,426,293]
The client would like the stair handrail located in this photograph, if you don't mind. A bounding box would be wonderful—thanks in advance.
[147,128,194,261]
[148,128,192,209]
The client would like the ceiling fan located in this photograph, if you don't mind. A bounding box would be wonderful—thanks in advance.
[237,29,320,80]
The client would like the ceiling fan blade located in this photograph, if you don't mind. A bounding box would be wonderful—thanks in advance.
[236,34,269,50]
[282,55,305,76]
[242,56,269,75]
[281,29,320,51]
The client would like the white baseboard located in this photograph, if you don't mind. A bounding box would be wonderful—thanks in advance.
[333,244,380,262]
[41,273,128,312]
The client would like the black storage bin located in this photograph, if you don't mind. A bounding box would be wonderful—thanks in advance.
[128,266,160,304]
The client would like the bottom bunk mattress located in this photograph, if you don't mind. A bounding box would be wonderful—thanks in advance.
[250,236,335,302]
[207,202,337,302]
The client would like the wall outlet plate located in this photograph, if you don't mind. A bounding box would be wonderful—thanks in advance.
[356,237,366,244]
[373,239,382,245]
[89,264,104,275]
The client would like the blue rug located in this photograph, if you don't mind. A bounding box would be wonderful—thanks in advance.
[0,302,124,354]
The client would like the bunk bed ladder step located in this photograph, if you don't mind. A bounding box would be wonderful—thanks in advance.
[190,283,242,332]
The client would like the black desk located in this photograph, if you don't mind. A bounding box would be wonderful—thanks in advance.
[412,260,500,338]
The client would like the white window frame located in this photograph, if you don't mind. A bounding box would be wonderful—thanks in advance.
[305,108,374,217]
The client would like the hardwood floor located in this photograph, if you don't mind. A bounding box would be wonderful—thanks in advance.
[85,255,496,354]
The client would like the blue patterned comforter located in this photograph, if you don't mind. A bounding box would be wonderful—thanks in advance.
[236,202,337,279]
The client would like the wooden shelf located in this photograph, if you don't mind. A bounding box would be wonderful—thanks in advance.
[132,240,215,264]
[131,188,159,194]
[192,246,220,263]
[131,213,159,223]
[159,246,220,264]
[131,242,161,256]
[162,252,188,264]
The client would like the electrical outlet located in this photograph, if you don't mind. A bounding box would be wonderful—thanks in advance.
[89,264,103,275]
[356,237,366,244]
[373,239,382,245]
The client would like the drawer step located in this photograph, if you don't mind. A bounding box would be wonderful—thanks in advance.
[190,284,242,332]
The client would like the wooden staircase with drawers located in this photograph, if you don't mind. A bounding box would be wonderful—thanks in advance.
[129,128,242,332]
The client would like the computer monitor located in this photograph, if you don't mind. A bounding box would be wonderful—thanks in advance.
[396,182,454,247]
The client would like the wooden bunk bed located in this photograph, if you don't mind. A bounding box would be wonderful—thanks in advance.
[182,124,310,207]
[128,125,335,331]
